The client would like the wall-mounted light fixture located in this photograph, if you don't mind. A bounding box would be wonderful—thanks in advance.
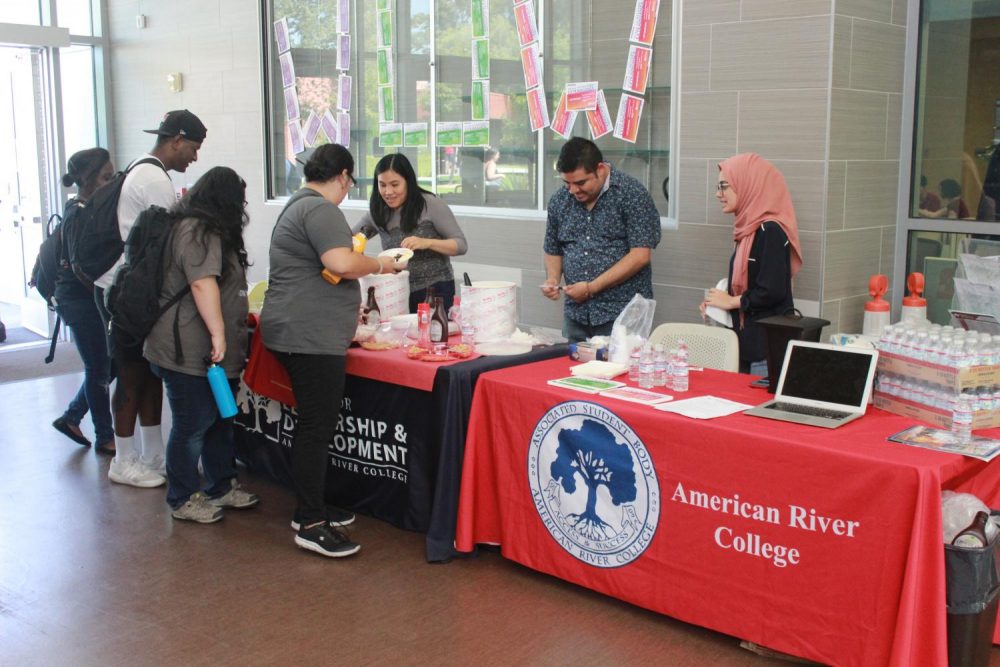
[167,72,183,93]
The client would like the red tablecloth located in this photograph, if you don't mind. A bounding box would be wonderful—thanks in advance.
[346,337,478,392]
[455,357,1000,667]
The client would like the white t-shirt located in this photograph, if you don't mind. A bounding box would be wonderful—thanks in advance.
[94,155,176,289]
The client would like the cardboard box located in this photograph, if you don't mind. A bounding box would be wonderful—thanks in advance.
[873,392,1000,430]
[877,352,1000,392]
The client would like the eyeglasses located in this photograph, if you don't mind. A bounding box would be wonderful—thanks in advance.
[716,181,730,192]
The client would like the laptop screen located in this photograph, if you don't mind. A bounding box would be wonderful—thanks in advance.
[779,343,875,408]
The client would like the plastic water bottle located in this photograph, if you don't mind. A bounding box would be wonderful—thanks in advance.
[652,344,667,387]
[673,347,689,392]
[460,318,476,348]
[666,348,678,390]
[638,345,654,389]
[628,347,641,382]
[207,364,238,418]
[952,393,973,443]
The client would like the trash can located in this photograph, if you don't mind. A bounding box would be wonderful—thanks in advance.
[945,524,1000,667]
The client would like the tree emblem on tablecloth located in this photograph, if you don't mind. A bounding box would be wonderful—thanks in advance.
[549,419,637,540]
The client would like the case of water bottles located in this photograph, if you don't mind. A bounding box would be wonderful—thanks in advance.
[871,322,1000,430]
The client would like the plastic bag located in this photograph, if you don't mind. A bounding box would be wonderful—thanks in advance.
[943,491,1000,544]
[608,294,656,364]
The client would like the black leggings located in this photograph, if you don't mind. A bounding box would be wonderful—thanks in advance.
[275,351,346,526]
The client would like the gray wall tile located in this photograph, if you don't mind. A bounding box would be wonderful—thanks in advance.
[836,0,891,22]
[739,89,829,160]
[771,160,827,233]
[651,222,734,288]
[885,93,903,160]
[821,299,842,335]
[711,16,830,91]
[684,0,741,26]
[795,230,822,301]
[830,89,888,161]
[891,0,907,26]
[880,225,896,277]
[741,0,832,21]
[837,293,870,334]
[678,159,709,223]
[650,284,707,326]
[680,92,739,158]
[832,15,852,90]
[850,19,905,93]
[827,160,847,231]
[682,24,711,93]
[823,227,883,299]
[844,160,900,228]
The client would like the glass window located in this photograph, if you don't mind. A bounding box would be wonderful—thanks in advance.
[56,0,94,36]
[263,0,673,214]
[912,1,1000,222]
[904,230,1000,325]
[0,3,41,25]
[59,44,98,153]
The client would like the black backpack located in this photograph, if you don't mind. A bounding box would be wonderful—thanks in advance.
[29,210,66,308]
[104,205,191,361]
[66,157,166,287]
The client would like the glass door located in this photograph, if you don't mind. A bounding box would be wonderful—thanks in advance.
[0,45,56,341]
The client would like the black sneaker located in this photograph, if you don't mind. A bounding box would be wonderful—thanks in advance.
[290,506,355,531]
[294,523,361,558]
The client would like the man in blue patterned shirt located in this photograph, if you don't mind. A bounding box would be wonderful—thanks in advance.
[541,138,661,342]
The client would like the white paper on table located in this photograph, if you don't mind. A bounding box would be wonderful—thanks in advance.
[653,395,754,419]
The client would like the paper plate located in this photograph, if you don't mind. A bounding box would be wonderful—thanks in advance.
[706,278,730,326]
[475,341,532,356]
[379,247,414,266]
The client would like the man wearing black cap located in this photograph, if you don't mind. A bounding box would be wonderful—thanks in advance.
[93,109,207,489]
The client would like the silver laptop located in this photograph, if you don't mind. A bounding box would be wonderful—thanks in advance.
[744,340,879,429]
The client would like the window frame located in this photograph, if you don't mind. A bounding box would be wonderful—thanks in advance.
[259,0,678,228]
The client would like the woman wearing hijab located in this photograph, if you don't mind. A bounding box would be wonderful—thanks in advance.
[700,153,803,375]
[353,153,468,312]
[52,148,116,453]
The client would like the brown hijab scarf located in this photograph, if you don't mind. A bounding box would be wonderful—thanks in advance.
[719,153,803,300]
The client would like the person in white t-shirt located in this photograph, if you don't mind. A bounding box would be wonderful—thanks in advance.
[93,109,207,489]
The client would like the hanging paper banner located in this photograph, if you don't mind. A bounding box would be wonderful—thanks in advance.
[512,0,530,5]
[377,10,393,48]
[288,120,304,154]
[283,86,300,120]
[377,48,394,86]
[273,18,290,54]
[613,93,644,143]
[378,85,395,122]
[629,0,660,46]
[337,112,351,147]
[565,81,599,111]
[338,74,352,111]
[520,43,542,90]
[380,123,404,147]
[623,44,652,95]
[472,38,490,80]
[337,0,350,32]
[303,110,323,146]
[472,80,490,120]
[279,52,296,88]
[337,34,351,70]
[586,90,613,139]
[514,2,538,46]
[472,0,490,39]
[550,93,578,138]
[404,122,429,147]
[527,86,550,132]
[437,122,464,147]
[322,110,339,144]
[463,121,490,146]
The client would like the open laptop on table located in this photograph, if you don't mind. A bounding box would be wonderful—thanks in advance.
[744,340,879,429]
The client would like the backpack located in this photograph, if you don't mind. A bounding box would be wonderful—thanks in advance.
[66,157,166,287]
[104,205,191,361]
[29,210,65,307]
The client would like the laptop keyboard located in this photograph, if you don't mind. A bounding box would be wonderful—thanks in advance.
[766,402,853,420]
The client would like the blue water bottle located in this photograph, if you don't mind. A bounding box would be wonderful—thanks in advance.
[207,363,238,418]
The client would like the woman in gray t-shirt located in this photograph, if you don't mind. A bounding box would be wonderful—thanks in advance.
[353,153,468,312]
[260,144,402,559]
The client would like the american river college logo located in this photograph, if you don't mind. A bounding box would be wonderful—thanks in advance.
[528,400,659,568]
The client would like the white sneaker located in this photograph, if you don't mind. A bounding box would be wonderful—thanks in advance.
[108,457,166,488]
[141,454,166,476]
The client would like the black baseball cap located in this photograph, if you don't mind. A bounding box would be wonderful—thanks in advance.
[143,109,207,143]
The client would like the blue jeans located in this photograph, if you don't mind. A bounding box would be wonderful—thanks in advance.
[151,365,236,508]
[57,296,113,443]
[563,314,614,344]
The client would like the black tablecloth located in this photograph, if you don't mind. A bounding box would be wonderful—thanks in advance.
[234,343,568,562]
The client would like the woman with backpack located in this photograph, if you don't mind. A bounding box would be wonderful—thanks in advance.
[144,166,259,523]
[51,148,116,454]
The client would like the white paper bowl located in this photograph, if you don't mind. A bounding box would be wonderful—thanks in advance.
[379,247,415,268]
